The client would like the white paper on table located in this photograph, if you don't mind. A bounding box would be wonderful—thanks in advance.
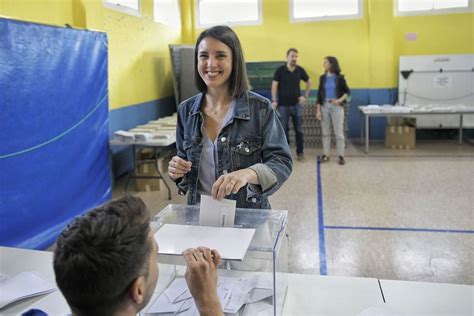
[247,275,273,289]
[163,278,188,303]
[242,300,274,316]
[174,289,192,303]
[154,224,255,261]
[0,271,57,309]
[199,195,236,227]
[246,288,273,304]
[179,299,194,313]
[150,275,274,315]
[147,292,189,313]
[221,278,250,314]
[217,287,232,311]
[183,302,200,316]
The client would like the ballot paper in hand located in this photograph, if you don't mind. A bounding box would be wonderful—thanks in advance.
[0,271,56,309]
[154,224,255,261]
[199,195,236,227]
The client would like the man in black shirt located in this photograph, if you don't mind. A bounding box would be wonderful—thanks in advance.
[271,48,312,161]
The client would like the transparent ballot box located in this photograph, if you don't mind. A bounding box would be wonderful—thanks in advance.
[143,204,288,316]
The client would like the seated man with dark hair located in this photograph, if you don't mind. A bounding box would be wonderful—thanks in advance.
[53,195,223,316]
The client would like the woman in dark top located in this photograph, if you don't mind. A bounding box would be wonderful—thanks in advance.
[316,56,350,165]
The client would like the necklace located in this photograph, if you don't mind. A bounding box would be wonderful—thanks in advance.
[208,107,222,116]
[207,100,231,116]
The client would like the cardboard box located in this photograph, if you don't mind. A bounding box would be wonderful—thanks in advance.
[135,161,161,192]
[134,148,175,192]
[385,125,416,149]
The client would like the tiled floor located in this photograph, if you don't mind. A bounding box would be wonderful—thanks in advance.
[113,139,474,285]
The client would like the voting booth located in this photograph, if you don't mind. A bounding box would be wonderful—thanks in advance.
[0,18,111,250]
[146,204,289,316]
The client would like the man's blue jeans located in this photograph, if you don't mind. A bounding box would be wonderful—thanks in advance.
[278,104,304,155]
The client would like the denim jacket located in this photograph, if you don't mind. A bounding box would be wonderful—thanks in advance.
[174,91,293,209]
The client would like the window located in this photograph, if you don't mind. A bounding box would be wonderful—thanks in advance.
[196,0,262,27]
[103,0,141,16]
[154,0,181,27]
[396,0,471,16]
[290,0,363,22]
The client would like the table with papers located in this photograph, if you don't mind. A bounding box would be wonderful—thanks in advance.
[358,105,474,154]
[110,115,178,198]
[0,271,56,309]
[147,275,274,315]
[1,246,472,315]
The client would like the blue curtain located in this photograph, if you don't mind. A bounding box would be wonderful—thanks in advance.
[0,18,112,249]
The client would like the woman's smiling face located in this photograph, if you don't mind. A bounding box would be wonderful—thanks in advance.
[197,36,233,91]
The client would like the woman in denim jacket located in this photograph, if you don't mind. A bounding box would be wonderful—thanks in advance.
[168,26,292,209]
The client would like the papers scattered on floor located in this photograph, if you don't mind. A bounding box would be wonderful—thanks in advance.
[154,224,255,261]
[147,276,273,315]
[199,195,236,227]
[0,271,56,309]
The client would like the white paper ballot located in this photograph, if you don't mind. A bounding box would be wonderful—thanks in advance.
[0,271,57,309]
[147,291,189,314]
[154,224,255,261]
[199,195,236,227]
[147,275,273,315]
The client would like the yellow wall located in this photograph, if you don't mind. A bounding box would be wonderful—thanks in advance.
[235,0,370,89]
[1,0,472,100]
[185,0,473,89]
[0,0,182,110]
[0,0,74,26]
[394,12,473,56]
[367,0,396,88]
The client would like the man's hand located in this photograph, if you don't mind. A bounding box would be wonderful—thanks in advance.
[298,96,307,105]
[211,169,257,200]
[330,99,343,106]
[183,248,223,316]
[271,101,278,110]
[168,156,192,180]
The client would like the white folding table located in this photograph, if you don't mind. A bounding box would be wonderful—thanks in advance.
[359,106,474,154]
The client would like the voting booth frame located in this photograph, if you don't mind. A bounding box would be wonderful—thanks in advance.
[147,204,289,316]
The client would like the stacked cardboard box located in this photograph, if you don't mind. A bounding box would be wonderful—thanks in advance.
[288,102,350,148]
[134,149,174,192]
[135,149,160,192]
[385,118,416,149]
[135,162,161,192]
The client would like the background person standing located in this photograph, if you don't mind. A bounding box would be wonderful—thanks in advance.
[316,56,350,165]
[271,48,312,162]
